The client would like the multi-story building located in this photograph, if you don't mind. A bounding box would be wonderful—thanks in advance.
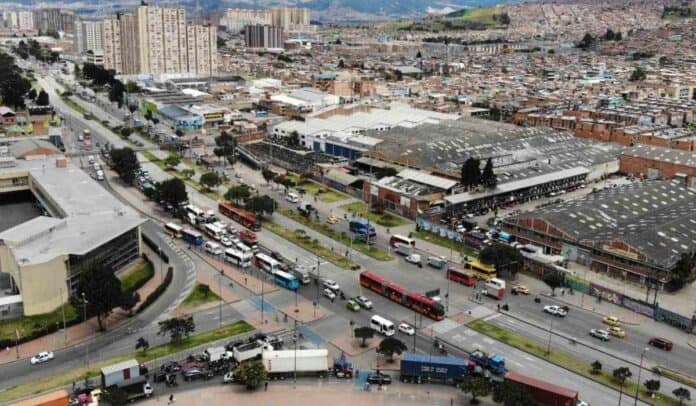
[244,24,284,49]
[101,5,216,76]
[2,11,18,28]
[74,20,103,54]
[18,11,34,30]
[222,9,271,32]
[34,8,75,33]
[270,7,311,32]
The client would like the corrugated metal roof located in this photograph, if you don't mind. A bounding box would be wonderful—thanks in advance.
[398,169,457,191]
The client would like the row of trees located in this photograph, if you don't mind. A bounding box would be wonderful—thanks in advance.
[27,88,50,106]
[0,51,32,109]
[81,63,126,107]
[14,39,59,63]
[460,157,497,190]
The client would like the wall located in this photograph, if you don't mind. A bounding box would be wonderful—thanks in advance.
[19,255,69,316]
[619,155,696,180]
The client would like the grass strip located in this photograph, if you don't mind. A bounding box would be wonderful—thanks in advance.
[0,320,253,403]
[263,221,355,269]
[0,304,78,342]
[468,319,681,406]
[412,230,478,259]
[118,260,154,293]
[278,208,393,262]
[341,201,408,228]
[653,366,696,389]
[182,283,221,307]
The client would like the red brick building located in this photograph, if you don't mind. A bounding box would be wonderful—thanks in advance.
[619,145,696,185]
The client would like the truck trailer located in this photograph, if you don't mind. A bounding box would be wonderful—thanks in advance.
[233,340,273,363]
[505,371,578,406]
[262,349,329,379]
[399,352,471,385]
[100,359,148,388]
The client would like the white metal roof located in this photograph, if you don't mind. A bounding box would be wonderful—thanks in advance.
[101,359,138,375]
[398,169,457,191]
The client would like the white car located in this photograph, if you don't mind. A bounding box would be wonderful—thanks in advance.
[398,323,415,336]
[323,279,340,292]
[285,193,300,203]
[220,236,234,247]
[87,155,95,164]
[405,253,422,265]
[354,295,373,309]
[589,329,610,341]
[30,351,54,365]
[543,305,567,317]
[323,288,336,300]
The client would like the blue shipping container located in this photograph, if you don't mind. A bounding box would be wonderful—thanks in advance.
[399,353,469,384]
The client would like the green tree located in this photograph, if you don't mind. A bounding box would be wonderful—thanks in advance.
[245,195,276,217]
[214,131,237,165]
[542,270,566,295]
[128,104,137,114]
[164,154,181,169]
[120,291,140,316]
[262,169,277,185]
[591,360,602,375]
[27,88,37,100]
[416,50,422,58]
[666,252,695,291]
[577,32,596,49]
[354,326,374,347]
[233,360,267,390]
[120,127,134,139]
[156,178,188,208]
[77,260,125,331]
[287,131,300,147]
[135,337,150,353]
[200,172,221,191]
[225,184,251,204]
[492,380,535,405]
[459,376,492,404]
[460,157,481,189]
[644,379,660,397]
[337,59,345,68]
[108,79,126,107]
[110,147,140,185]
[377,337,408,362]
[630,67,647,82]
[35,89,49,106]
[481,157,497,188]
[181,169,195,179]
[217,36,226,48]
[157,316,195,344]
[613,367,632,403]
[125,81,140,93]
[674,387,691,405]
[479,243,524,277]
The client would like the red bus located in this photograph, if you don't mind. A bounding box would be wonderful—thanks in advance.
[218,201,261,231]
[447,267,476,287]
[359,271,444,321]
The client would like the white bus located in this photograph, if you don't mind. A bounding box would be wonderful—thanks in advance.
[204,223,224,241]
[164,222,183,239]
[370,315,395,336]
[185,205,206,222]
[484,278,507,300]
[234,241,252,255]
[204,241,223,256]
[389,234,416,248]
[225,249,250,268]
[255,253,281,273]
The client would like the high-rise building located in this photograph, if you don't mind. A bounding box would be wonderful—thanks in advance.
[2,11,18,29]
[74,20,103,54]
[101,5,216,76]
[18,11,34,30]
[222,9,271,32]
[270,7,311,32]
[34,8,75,33]
[244,25,284,49]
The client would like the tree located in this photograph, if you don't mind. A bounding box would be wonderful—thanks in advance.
[108,79,126,107]
[120,127,134,139]
[416,50,422,58]
[591,360,602,375]
[459,376,492,404]
[354,326,374,347]
[125,81,140,94]
[630,67,647,82]
[233,360,267,390]
[156,178,188,208]
[200,172,221,191]
[27,88,37,100]
[377,337,408,362]
[460,157,481,189]
[157,316,195,344]
[217,36,226,48]
[175,128,185,138]
[77,260,124,331]
[674,387,691,405]
[120,291,140,316]
[492,380,535,405]
[577,33,596,50]
[481,157,497,188]
[644,379,660,397]
[479,243,524,277]
[337,59,345,68]
[262,169,277,185]
[110,147,140,185]
[613,367,632,403]
[246,195,276,218]
[225,184,251,204]
[214,131,237,165]
[0,51,31,109]
[35,90,49,106]
[164,154,181,169]
[542,270,565,295]
[128,104,138,114]
[135,337,150,353]
[666,252,695,291]
[101,387,129,406]
[181,169,195,179]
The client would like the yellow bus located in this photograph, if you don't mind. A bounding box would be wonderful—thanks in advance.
[463,260,496,281]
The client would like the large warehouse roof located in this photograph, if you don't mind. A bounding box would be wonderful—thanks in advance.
[622,144,696,168]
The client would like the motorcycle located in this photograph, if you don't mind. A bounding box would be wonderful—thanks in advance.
[434,340,446,354]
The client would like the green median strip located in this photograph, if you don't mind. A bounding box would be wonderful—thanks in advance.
[468,319,681,406]
[140,151,219,200]
[278,208,393,262]
[263,221,356,269]
[653,366,696,389]
[412,230,478,259]
[182,283,221,307]
[341,201,408,228]
[0,320,254,404]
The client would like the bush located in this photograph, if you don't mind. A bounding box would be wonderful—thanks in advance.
[136,267,173,314]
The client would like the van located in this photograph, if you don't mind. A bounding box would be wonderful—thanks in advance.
[96,170,105,181]
[370,315,395,336]
[285,192,299,203]
[205,241,223,256]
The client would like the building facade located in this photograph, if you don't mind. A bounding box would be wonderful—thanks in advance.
[74,20,103,54]
[270,7,311,32]
[34,8,75,33]
[222,9,271,32]
[244,24,284,49]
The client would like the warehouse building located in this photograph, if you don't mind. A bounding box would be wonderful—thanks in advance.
[619,144,696,187]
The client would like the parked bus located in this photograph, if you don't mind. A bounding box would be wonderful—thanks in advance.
[218,201,261,231]
[447,267,476,287]
[389,234,415,248]
[370,315,395,336]
[182,228,204,246]
[225,249,250,269]
[484,278,506,300]
[291,267,311,285]
[272,270,300,291]
[204,223,224,241]
[164,223,183,239]
[463,260,496,281]
[360,271,445,321]
[235,241,253,256]
[255,253,281,273]
[185,205,206,223]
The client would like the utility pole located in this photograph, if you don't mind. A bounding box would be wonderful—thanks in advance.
[293,320,298,388]
[218,269,223,327]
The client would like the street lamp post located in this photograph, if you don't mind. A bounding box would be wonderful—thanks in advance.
[634,348,649,406]
[81,292,89,368]
[218,269,223,327]
[445,267,451,313]
[293,320,298,388]
[315,256,321,303]
[545,317,554,355]
[158,246,163,283]
[260,273,265,323]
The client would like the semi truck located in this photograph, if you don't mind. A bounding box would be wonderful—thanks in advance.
[469,350,506,375]
[233,340,273,363]
[262,349,329,379]
[100,359,149,388]
[505,371,579,406]
[399,352,472,385]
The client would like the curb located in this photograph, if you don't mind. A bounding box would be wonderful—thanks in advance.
[688,338,696,350]
[540,292,642,326]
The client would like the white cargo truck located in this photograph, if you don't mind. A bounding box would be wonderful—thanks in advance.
[233,340,272,363]
[205,346,234,363]
[262,349,329,380]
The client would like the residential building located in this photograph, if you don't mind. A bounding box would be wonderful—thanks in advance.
[33,8,75,33]
[270,7,311,32]
[222,9,271,32]
[102,16,123,73]
[74,20,103,54]
[244,24,284,49]
[186,24,217,76]
[18,11,34,30]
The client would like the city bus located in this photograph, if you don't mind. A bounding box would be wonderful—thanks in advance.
[446,267,476,287]
[254,253,281,273]
[225,248,250,269]
[164,222,183,239]
[484,278,506,300]
[185,205,207,223]
[218,201,261,231]
[389,234,415,248]
[182,228,204,246]
[272,270,300,291]
[204,223,224,241]
[370,315,395,336]
[463,260,496,281]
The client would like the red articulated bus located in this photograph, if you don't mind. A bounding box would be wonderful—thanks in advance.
[360,271,445,321]
[218,201,261,231]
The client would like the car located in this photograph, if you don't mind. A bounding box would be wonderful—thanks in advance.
[30,351,54,365]
[607,326,625,338]
[220,236,234,247]
[543,305,567,317]
[323,288,337,300]
[87,155,95,164]
[648,337,673,351]
[603,316,620,326]
[398,323,415,336]
[405,253,422,265]
[285,193,300,203]
[152,370,169,383]
[182,368,213,381]
[511,284,530,295]
[589,329,610,341]
[323,279,340,292]
[366,373,392,385]
[95,170,105,181]
[346,300,360,312]
[160,361,182,373]
[354,295,373,309]
[326,215,340,224]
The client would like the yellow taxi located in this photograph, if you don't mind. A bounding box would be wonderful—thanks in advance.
[603,316,621,326]
[607,326,626,338]
[511,284,530,295]
[327,215,340,224]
